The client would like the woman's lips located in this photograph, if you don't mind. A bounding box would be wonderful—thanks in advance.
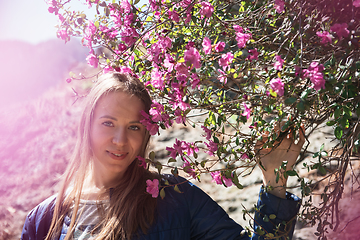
[107,151,128,160]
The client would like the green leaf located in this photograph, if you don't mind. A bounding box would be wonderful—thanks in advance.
[263,215,269,222]
[174,185,182,193]
[171,167,179,177]
[269,214,276,220]
[284,97,297,105]
[160,188,165,199]
[326,120,336,126]
[296,100,305,112]
[168,158,176,163]
[285,170,298,177]
[334,126,343,139]
[149,151,155,161]
[319,166,327,175]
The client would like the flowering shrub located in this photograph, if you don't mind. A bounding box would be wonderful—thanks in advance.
[47,0,360,238]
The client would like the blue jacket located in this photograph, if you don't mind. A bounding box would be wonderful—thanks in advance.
[21,175,301,240]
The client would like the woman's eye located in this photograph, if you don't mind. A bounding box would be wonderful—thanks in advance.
[102,121,114,127]
[129,125,140,131]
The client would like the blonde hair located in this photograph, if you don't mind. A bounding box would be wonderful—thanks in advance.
[46,73,158,240]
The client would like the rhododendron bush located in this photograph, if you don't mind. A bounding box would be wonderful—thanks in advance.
[47,0,360,238]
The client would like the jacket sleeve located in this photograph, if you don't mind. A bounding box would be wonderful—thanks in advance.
[174,176,301,240]
[21,196,56,240]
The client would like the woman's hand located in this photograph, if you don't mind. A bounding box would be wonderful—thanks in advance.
[256,124,305,198]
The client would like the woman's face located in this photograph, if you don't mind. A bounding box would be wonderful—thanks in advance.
[90,91,146,185]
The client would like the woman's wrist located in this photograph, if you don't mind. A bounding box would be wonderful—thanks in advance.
[262,172,287,199]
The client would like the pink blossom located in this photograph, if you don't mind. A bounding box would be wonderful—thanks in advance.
[274,0,285,13]
[140,111,159,135]
[217,69,227,84]
[200,2,214,18]
[270,78,285,96]
[184,47,201,69]
[103,65,114,74]
[201,125,212,140]
[118,43,127,51]
[241,103,251,119]
[146,179,159,198]
[169,10,180,23]
[57,29,69,41]
[215,42,225,52]
[166,139,185,158]
[182,142,199,157]
[235,31,252,48]
[211,171,233,187]
[246,48,259,61]
[218,52,234,70]
[303,62,325,91]
[233,25,243,33]
[204,140,218,156]
[316,31,332,45]
[138,156,147,169]
[150,68,165,90]
[86,54,98,68]
[191,73,201,89]
[174,109,186,124]
[273,55,284,70]
[330,23,349,40]
[164,54,175,72]
[202,37,212,54]
[149,101,165,122]
[183,161,196,179]
[354,0,360,7]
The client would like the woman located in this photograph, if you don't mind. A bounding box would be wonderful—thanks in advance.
[21,73,304,240]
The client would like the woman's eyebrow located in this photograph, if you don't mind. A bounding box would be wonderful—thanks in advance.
[100,115,117,121]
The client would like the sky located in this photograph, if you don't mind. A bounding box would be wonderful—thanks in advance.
[0,0,95,44]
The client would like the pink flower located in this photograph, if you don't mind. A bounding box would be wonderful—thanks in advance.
[184,47,201,69]
[166,139,185,159]
[202,37,212,54]
[316,31,332,45]
[200,2,214,18]
[146,179,159,198]
[218,52,234,70]
[246,48,259,61]
[174,109,186,124]
[215,42,225,52]
[211,171,233,187]
[103,65,114,74]
[274,0,285,13]
[86,54,98,68]
[138,156,147,169]
[233,25,243,33]
[201,125,212,140]
[241,103,251,119]
[150,68,165,90]
[235,31,252,48]
[303,62,325,91]
[57,29,69,41]
[217,69,227,84]
[204,140,218,156]
[169,10,180,23]
[191,73,201,89]
[354,0,360,7]
[270,78,285,96]
[330,23,349,40]
[140,111,159,135]
[183,161,196,179]
[273,55,284,70]
[182,142,199,157]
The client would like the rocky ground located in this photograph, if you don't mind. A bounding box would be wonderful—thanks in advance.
[0,81,359,239]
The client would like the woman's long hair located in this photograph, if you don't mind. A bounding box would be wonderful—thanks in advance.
[45,73,158,240]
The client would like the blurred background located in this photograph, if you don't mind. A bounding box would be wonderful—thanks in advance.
[0,1,358,239]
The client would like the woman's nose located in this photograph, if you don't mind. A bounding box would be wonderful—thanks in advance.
[112,128,127,146]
